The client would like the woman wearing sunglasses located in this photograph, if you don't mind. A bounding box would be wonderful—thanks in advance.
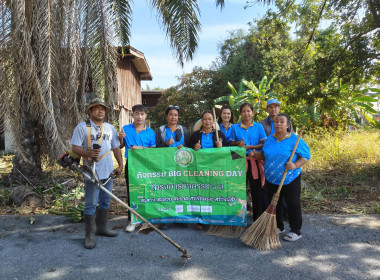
[155,105,189,148]
[155,105,189,230]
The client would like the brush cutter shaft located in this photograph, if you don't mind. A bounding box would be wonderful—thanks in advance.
[97,184,189,256]
[63,158,191,259]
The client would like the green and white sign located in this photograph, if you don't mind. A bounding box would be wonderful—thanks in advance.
[128,147,247,226]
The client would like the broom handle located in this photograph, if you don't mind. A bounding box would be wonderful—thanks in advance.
[275,126,305,196]
[212,108,219,142]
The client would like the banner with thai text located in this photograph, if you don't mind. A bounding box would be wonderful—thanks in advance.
[128,146,247,226]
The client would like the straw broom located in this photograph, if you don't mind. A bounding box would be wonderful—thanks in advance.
[205,108,244,238]
[240,128,304,250]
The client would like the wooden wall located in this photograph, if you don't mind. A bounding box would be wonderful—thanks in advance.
[116,58,141,126]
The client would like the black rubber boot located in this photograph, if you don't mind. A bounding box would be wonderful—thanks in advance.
[95,209,118,237]
[84,215,96,249]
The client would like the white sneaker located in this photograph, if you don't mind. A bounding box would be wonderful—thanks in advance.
[125,223,136,232]
[283,232,302,242]
[277,228,286,234]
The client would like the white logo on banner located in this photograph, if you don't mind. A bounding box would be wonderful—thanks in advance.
[175,205,183,213]
[201,206,212,213]
[187,205,200,212]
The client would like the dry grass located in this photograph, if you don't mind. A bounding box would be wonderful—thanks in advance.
[301,129,380,214]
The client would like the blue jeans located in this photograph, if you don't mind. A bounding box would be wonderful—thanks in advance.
[83,178,113,215]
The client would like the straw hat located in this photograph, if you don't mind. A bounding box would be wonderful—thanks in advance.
[85,98,111,115]
[193,119,220,132]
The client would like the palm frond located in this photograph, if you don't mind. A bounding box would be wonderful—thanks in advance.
[34,0,69,157]
[215,0,225,9]
[86,0,118,104]
[151,0,202,66]
[109,0,133,53]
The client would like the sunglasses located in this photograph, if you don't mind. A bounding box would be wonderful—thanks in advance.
[168,105,179,110]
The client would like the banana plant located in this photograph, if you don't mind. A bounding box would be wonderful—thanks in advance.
[214,75,278,121]
[216,80,245,118]
[298,83,380,130]
[348,87,380,128]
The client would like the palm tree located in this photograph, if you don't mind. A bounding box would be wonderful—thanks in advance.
[0,0,225,180]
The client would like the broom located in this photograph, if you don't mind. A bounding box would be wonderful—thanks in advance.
[205,108,244,238]
[240,128,304,250]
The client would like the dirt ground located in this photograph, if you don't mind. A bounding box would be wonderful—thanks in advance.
[1,213,379,280]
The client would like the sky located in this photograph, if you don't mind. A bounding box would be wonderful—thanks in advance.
[129,0,270,89]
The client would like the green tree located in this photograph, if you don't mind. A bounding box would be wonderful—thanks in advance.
[0,0,226,179]
[211,0,379,129]
[149,67,221,131]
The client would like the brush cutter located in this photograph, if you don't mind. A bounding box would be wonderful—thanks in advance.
[57,151,191,259]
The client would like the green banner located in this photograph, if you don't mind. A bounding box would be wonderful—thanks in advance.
[128,146,247,226]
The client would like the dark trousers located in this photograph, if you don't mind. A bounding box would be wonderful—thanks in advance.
[124,160,131,221]
[263,185,289,220]
[265,174,302,235]
[247,159,264,221]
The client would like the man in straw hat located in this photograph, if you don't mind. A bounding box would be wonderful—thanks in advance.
[70,97,123,249]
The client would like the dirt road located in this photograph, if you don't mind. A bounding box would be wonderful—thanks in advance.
[0,214,379,280]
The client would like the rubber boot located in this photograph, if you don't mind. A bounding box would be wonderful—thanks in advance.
[95,209,118,237]
[84,215,96,249]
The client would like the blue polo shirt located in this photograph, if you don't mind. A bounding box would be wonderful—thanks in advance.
[262,133,310,185]
[164,125,185,147]
[201,131,214,148]
[219,123,232,144]
[230,122,267,154]
[122,123,156,158]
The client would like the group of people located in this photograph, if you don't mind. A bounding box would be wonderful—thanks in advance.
[70,97,310,249]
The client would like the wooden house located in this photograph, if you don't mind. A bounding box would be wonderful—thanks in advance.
[116,46,152,126]
[142,90,162,109]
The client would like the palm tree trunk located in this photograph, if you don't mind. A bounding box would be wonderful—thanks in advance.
[11,102,42,182]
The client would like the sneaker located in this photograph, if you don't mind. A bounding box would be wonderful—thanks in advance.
[283,232,302,242]
[125,223,136,232]
[277,228,286,234]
